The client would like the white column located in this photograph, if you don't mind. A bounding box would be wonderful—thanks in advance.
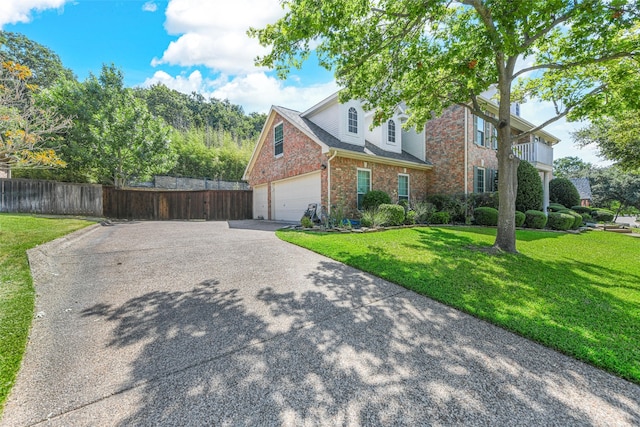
[543,171,550,213]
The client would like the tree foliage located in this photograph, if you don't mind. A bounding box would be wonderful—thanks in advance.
[516,161,543,213]
[590,166,640,217]
[553,156,594,179]
[251,0,639,253]
[0,31,74,88]
[549,178,581,208]
[0,60,69,172]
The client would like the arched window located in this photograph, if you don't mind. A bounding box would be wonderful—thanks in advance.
[387,119,396,143]
[348,107,358,134]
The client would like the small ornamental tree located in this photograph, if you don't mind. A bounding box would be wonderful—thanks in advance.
[516,161,543,213]
[549,178,581,209]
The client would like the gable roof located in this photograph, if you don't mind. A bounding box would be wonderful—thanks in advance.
[569,177,592,200]
[243,105,432,180]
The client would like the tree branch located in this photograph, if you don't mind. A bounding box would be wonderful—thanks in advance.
[512,51,637,80]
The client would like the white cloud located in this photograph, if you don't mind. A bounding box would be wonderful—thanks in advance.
[0,0,68,28]
[142,70,338,114]
[142,2,158,13]
[153,0,284,75]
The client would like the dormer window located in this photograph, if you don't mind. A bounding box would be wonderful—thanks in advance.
[387,119,396,143]
[348,107,358,134]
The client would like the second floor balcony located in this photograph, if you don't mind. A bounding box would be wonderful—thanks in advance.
[513,140,553,171]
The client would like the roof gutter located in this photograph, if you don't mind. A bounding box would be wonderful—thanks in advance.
[329,148,433,171]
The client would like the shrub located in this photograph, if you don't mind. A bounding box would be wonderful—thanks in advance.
[404,210,417,225]
[525,210,547,229]
[429,211,450,224]
[469,192,499,210]
[592,209,614,222]
[426,194,466,223]
[549,178,581,208]
[571,206,592,214]
[548,203,567,212]
[378,204,405,226]
[360,208,392,228]
[473,207,499,226]
[547,212,575,230]
[362,190,391,210]
[300,216,314,228]
[516,161,543,212]
[515,211,526,227]
[558,209,583,229]
[581,213,594,224]
[412,201,436,224]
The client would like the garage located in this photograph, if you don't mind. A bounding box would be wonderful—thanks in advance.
[252,184,268,219]
[272,172,321,221]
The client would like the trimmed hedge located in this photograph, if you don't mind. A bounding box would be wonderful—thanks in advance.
[362,190,391,210]
[515,211,526,227]
[592,209,615,222]
[473,207,499,226]
[571,206,593,214]
[516,160,543,212]
[558,209,583,229]
[548,212,575,230]
[549,178,581,208]
[548,203,567,212]
[525,210,548,229]
[429,211,450,224]
[404,210,417,225]
[378,204,405,226]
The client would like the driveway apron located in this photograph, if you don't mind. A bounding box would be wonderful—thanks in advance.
[2,221,639,426]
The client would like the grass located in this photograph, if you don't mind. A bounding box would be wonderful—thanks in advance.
[277,226,640,384]
[0,214,93,412]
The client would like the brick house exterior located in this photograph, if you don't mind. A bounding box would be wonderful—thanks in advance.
[244,92,558,221]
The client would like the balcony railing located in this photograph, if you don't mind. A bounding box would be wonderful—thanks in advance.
[513,141,553,167]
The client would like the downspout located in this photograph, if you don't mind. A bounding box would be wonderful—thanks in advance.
[464,108,469,195]
[327,150,338,215]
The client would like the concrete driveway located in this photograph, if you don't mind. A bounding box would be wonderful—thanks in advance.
[2,220,639,426]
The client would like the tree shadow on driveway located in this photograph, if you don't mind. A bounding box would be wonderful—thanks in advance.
[78,262,640,426]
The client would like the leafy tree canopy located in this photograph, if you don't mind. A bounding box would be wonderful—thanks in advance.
[0,31,74,88]
[251,0,639,253]
[553,156,594,179]
[549,177,581,208]
[590,166,640,217]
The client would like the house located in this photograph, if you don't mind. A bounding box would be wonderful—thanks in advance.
[569,177,592,207]
[243,92,558,221]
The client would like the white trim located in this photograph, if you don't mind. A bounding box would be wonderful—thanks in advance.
[273,121,284,158]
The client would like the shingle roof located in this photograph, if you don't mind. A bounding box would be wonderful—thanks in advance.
[569,177,592,200]
[274,106,431,167]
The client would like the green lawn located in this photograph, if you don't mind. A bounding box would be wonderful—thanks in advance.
[277,226,640,384]
[0,214,93,412]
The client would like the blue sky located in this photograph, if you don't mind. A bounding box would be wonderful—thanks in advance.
[1,0,604,164]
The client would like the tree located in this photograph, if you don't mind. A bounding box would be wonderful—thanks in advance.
[0,32,74,88]
[590,167,640,218]
[0,60,69,173]
[38,65,175,187]
[516,161,543,213]
[549,178,581,208]
[251,0,639,253]
[553,156,594,179]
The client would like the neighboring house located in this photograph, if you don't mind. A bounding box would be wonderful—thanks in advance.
[569,177,592,207]
[243,92,558,221]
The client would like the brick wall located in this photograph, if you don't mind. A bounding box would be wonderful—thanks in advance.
[245,112,329,218]
[329,156,429,217]
[425,105,466,195]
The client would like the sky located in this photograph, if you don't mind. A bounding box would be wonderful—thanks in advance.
[1,0,606,165]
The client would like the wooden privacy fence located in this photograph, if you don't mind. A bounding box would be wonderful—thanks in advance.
[103,187,253,221]
[0,178,103,216]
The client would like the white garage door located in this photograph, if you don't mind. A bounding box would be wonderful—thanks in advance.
[252,184,268,219]
[273,172,321,221]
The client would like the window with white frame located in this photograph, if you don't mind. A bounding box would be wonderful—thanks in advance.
[398,174,409,202]
[474,115,485,146]
[474,166,485,193]
[357,169,371,209]
[274,122,283,156]
[348,107,358,134]
[388,119,396,143]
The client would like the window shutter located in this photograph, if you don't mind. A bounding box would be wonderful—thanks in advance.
[474,166,479,193]
[473,115,478,145]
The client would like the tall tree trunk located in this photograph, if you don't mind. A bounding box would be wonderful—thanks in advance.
[493,80,519,253]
